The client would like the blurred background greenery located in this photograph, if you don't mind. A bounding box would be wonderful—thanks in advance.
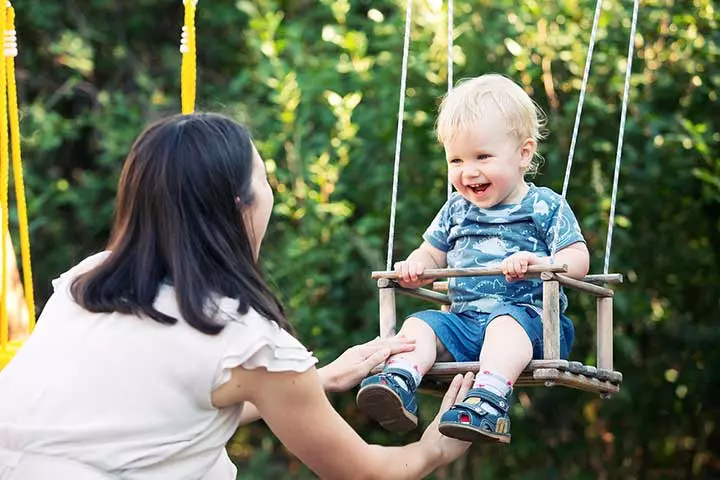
[8,0,719,478]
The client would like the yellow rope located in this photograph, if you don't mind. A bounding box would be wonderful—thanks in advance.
[180,0,197,114]
[6,5,34,329]
[0,0,9,351]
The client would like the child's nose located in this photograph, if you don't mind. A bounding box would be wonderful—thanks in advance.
[464,165,483,179]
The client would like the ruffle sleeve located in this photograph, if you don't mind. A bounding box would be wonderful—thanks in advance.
[212,308,317,389]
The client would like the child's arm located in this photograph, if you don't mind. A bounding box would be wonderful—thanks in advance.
[552,242,590,279]
[501,242,590,282]
[395,241,447,288]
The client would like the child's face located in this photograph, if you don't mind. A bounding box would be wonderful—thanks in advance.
[242,144,274,258]
[444,110,535,209]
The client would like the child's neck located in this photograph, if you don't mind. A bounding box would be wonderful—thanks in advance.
[501,181,530,205]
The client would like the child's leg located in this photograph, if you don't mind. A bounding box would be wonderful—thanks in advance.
[476,315,533,388]
[383,316,441,387]
[357,308,466,433]
[356,316,438,432]
[439,310,536,444]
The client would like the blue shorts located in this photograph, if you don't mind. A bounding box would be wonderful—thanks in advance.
[411,304,575,362]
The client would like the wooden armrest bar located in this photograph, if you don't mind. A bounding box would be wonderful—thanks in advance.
[431,272,622,293]
[371,264,567,281]
[540,272,614,297]
[392,282,451,305]
[583,274,624,285]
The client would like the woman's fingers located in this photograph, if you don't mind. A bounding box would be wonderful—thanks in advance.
[384,336,416,355]
[439,374,463,412]
[356,335,415,358]
[361,347,392,370]
[440,372,474,413]
[457,371,474,400]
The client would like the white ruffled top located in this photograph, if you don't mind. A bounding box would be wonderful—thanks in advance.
[0,252,317,479]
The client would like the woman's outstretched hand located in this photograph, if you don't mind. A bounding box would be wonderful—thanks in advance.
[420,372,475,466]
[319,335,416,393]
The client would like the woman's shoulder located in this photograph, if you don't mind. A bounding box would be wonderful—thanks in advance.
[51,251,111,291]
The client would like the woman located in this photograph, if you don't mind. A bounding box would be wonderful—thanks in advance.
[0,113,472,479]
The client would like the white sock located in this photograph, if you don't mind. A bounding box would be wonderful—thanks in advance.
[384,358,422,391]
[473,370,512,414]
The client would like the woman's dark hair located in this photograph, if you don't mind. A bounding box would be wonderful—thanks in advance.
[71,112,291,335]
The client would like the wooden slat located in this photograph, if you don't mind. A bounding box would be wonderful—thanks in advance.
[377,279,396,339]
[597,297,614,371]
[543,280,561,359]
[433,281,449,292]
[531,368,620,394]
[371,264,567,281]
[542,272,614,297]
[374,360,622,395]
[393,283,451,305]
[584,273,623,285]
[420,369,620,395]
[431,272,623,293]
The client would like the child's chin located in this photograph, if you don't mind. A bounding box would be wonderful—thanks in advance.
[461,192,496,209]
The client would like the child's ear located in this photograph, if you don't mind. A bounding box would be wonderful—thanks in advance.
[519,138,536,168]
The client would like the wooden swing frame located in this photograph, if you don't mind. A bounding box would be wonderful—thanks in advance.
[371,265,624,397]
[370,0,638,400]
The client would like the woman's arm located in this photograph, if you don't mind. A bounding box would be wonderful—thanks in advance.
[244,366,473,480]
[233,335,416,425]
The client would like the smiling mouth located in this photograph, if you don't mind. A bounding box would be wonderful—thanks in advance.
[468,183,490,194]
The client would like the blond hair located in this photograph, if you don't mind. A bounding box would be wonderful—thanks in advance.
[436,74,548,175]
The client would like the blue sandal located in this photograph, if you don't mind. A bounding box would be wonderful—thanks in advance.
[438,388,512,443]
[356,368,418,432]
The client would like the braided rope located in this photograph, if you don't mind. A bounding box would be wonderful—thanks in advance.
[446,0,454,200]
[0,0,8,349]
[5,4,34,327]
[385,0,413,271]
[549,0,604,261]
[180,0,197,114]
[603,0,639,274]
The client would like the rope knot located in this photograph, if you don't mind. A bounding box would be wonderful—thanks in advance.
[4,29,16,58]
[179,25,191,53]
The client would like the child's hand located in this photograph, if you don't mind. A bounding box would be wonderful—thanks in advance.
[500,251,540,282]
[394,260,430,289]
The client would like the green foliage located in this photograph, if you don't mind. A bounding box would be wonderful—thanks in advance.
[11,0,719,478]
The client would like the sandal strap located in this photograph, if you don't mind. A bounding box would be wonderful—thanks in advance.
[462,388,510,412]
[382,367,418,391]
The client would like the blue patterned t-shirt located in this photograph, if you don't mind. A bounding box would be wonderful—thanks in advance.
[423,184,585,314]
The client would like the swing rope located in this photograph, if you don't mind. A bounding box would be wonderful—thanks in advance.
[0,0,8,350]
[446,0,454,200]
[5,4,34,326]
[549,0,604,262]
[604,0,639,274]
[385,0,413,271]
[386,1,456,270]
[180,0,198,115]
[0,1,35,353]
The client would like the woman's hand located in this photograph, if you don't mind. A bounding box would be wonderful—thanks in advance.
[319,335,416,393]
[420,372,475,466]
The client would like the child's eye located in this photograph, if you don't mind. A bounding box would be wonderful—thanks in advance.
[476,154,491,160]
[449,158,462,164]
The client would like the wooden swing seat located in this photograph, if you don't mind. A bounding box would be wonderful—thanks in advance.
[371,265,623,397]
[419,360,622,396]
